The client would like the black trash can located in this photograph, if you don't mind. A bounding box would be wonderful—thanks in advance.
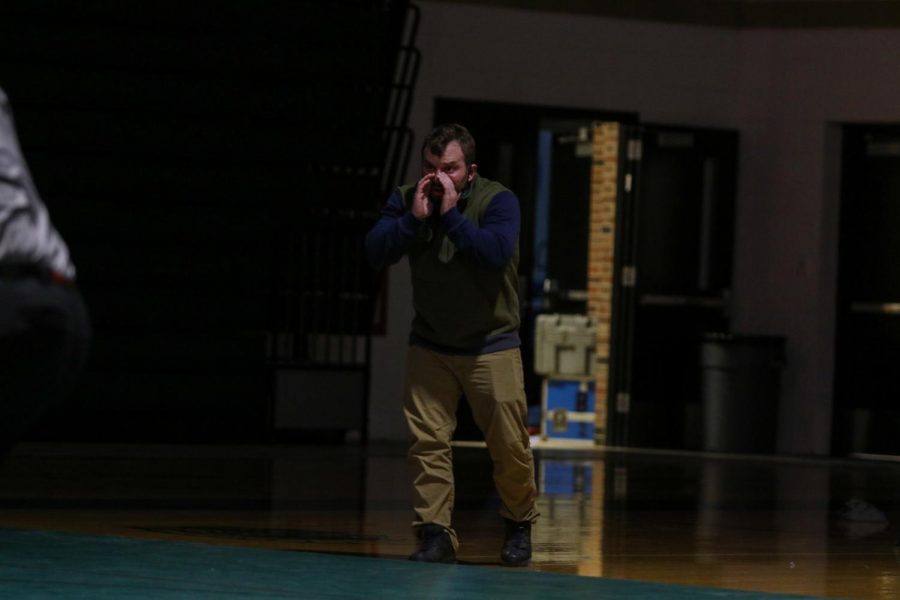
[700,333,786,453]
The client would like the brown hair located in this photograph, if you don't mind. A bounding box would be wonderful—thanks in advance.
[422,123,476,166]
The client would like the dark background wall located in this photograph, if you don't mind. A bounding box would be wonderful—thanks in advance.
[0,0,410,442]
[7,0,900,454]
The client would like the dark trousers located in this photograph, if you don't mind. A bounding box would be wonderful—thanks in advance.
[0,277,90,453]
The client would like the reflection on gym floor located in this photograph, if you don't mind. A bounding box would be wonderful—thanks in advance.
[1,442,898,599]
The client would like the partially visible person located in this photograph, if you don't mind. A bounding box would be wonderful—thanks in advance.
[0,86,90,455]
[365,123,538,566]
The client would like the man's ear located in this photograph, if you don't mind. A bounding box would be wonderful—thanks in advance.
[467,163,478,182]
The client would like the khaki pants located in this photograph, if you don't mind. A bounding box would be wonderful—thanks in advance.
[404,345,539,549]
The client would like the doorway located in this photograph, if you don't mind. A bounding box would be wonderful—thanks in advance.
[833,124,900,457]
[431,99,738,451]
[432,99,633,440]
[612,124,739,449]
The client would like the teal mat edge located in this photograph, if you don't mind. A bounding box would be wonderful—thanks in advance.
[0,528,831,600]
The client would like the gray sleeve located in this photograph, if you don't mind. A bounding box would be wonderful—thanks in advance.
[0,88,75,278]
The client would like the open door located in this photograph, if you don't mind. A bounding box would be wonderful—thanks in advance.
[427,99,738,450]
[431,98,633,440]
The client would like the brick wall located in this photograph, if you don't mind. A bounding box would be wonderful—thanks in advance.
[587,122,621,445]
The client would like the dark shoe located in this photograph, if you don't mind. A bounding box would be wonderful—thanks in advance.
[500,519,532,566]
[409,524,456,563]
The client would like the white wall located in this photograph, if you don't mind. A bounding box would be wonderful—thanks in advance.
[367,1,900,455]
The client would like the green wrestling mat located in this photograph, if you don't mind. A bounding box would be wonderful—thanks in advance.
[0,528,827,599]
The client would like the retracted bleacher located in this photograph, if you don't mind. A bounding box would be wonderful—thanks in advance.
[0,0,417,442]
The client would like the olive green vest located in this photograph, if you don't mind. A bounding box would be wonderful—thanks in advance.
[400,175,520,351]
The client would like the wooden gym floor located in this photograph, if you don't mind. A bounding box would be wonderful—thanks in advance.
[0,441,898,598]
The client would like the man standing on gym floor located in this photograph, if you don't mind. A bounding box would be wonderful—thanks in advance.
[365,123,538,566]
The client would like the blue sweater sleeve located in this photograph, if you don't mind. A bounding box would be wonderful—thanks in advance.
[364,189,421,270]
[442,190,519,270]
